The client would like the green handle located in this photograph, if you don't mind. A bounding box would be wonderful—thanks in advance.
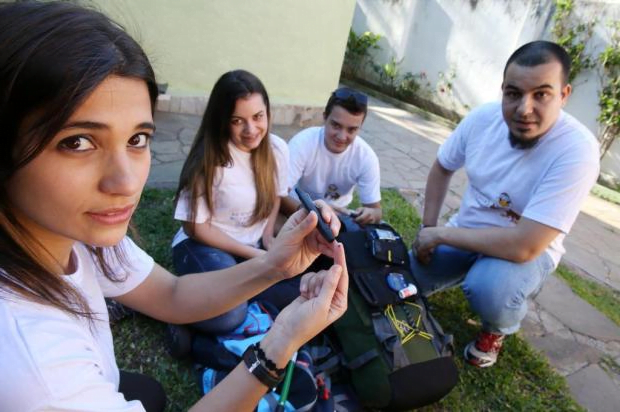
[277,351,298,411]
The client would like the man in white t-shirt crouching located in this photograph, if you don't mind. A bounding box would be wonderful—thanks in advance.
[281,87,382,229]
[412,41,600,368]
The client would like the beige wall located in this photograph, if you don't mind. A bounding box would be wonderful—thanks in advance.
[90,0,356,108]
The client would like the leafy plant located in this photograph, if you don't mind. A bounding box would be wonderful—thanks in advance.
[436,68,456,95]
[551,0,619,158]
[396,71,432,100]
[373,56,402,92]
[340,27,463,120]
[552,0,596,83]
[597,22,620,158]
[341,29,382,79]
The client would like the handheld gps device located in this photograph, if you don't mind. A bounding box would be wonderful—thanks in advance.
[294,187,335,243]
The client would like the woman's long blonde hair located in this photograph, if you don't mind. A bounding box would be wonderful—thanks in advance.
[176,70,278,234]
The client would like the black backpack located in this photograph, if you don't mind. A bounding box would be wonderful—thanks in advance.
[328,223,458,411]
[165,302,347,411]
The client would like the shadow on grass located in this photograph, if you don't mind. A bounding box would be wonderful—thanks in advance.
[113,188,582,411]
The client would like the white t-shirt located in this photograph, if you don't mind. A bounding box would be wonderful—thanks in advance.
[0,237,154,411]
[438,102,600,266]
[172,134,289,248]
[288,126,381,209]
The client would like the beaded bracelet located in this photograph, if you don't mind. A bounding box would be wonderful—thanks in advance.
[242,344,283,389]
[255,341,286,376]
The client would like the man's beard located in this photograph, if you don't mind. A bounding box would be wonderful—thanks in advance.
[508,131,541,149]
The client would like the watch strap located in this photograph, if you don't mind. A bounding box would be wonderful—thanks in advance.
[256,341,286,376]
[242,344,283,389]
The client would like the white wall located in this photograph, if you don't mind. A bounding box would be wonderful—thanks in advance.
[352,0,620,184]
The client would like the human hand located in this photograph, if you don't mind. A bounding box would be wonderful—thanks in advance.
[331,204,351,216]
[353,207,381,225]
[271,242,348,347]
[250,247,268,258]
[261,233,275,251]
[266,200,340,279]
[413,226,440,265]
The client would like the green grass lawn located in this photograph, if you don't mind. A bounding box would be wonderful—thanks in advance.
[591,183,620,206]
[114,187,582,411]
[555,265,620,327]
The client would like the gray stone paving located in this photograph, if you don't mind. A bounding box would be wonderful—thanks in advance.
[562,196,620,291]
[148,95,620,411]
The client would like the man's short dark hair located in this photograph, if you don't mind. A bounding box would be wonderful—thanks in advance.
[503,41,572,85]
[324,87,368,119]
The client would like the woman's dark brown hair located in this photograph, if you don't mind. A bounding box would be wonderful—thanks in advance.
[0,1,158,319]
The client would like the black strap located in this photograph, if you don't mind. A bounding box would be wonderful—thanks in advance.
[314,353,343,375]
[255,341,286,376]
[371,312,397,349]
[347,349,379,370]
[421,305,454,355]
[242,345,283,389]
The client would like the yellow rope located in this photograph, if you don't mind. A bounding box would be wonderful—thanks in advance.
[384,302,433,343]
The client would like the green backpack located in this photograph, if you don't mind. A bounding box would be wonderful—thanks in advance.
[330,223,458,411]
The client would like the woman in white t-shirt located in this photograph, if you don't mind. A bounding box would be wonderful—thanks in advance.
[0,2,347,411]
[172,70,296,333]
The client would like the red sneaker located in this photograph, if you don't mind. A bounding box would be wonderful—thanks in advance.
[464,331,505,368]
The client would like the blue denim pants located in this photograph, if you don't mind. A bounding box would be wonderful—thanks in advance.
[172,238,302,334]
[409,245,555,335]
[172,239,248,335]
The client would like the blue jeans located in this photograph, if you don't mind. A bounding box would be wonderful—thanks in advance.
[172,238,302,328]
[172,239,248,335]
[409,245,554,335]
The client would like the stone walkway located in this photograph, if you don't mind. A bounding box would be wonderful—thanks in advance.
[148,95,620,411]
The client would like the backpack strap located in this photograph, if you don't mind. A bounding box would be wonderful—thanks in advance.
[311,352,342,376]
[371,312,397,349]
[419,298,455,356]
[371,312,411,369]
[346,348,379,370]
[442,333,455,356]
[337,297,395,374]
[305,336,343,376]
[333,394,357,412]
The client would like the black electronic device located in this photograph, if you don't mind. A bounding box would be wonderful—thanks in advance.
[294,187,335,243]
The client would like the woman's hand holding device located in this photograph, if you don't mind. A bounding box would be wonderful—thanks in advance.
[294,188,336,243]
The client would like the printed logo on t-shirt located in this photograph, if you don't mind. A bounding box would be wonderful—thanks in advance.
[493,192,521,223]
[229,210,254,227]
[498,192,511,208]
[325,184,341,201]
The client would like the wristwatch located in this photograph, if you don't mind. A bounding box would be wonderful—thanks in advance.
[242,344,283,389]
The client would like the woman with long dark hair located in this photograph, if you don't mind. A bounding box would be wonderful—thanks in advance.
[172,70,291,332]
[0,2,347,411]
